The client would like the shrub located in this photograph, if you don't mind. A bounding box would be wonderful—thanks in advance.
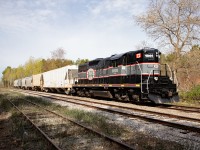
[180,85,200,103]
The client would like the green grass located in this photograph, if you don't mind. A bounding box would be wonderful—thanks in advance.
[0,93,14,112]
[179,85,200,105]
[24,95,52,106]
[64,108,124,136]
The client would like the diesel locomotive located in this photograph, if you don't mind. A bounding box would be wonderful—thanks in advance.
[13,48,179,104]
[73,48,179,104]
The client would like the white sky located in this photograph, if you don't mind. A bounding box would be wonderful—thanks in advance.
[0,0,156,78]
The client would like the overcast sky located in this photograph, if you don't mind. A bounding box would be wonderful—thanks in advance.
[0,0,155,78]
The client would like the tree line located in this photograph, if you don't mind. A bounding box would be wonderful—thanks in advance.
[2,48,89,87]
[162,45,200,91]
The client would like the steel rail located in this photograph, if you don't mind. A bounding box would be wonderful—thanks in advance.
[156,104,200,113]
[7,99,61,150]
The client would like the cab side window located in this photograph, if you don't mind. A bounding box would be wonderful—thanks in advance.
[127,52,134,65]
[112,61,117,67]
[122,55,127,65]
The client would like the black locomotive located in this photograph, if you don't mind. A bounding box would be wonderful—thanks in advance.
[72,48,179,104]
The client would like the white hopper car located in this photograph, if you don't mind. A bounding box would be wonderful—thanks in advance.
[42,65,78,94]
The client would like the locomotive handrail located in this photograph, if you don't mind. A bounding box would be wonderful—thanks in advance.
[136,61,143,93]
[146,69,154,94]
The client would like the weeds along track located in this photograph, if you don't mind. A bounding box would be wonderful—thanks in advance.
[12,89,200,135]
[8,95,135,150]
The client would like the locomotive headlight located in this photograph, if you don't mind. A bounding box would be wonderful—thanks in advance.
[154,77,158,81]
[154,64,158,68]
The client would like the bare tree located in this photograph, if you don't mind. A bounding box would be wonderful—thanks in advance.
[134,0,200,87]
[135,40,153,49]
[51,48,66,60]
[134,0,200,61]
[0,79,3,88]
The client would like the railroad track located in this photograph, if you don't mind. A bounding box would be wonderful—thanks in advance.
[13,89,200,114]
[28,91,200,123]
[8,99,60,150]
[30,90,200,113]
[12,89,200,135]
[8,94,135,150]
[156,103,200,113]
[14,89,200,121]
